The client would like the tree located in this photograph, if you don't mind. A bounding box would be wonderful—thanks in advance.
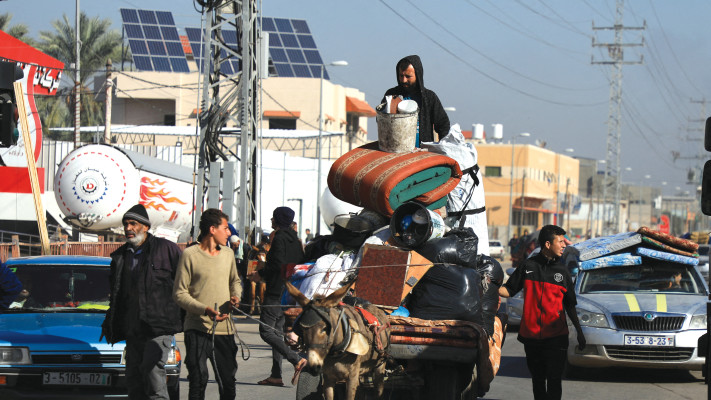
[0,13,36,46]
[37,12,126,132]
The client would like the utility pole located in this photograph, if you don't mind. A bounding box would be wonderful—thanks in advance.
[74,0,81,147]
[592,0,644,235]
[193,0,261,243]
[103,58,112,144]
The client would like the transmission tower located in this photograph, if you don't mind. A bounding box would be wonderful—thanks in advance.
[592,0,644,234]
[193,0,262,241]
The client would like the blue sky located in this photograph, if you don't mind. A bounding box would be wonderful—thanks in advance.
[4,0,710,195]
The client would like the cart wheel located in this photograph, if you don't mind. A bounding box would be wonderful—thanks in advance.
[295,368,322,400]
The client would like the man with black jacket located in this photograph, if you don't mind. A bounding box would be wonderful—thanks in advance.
[102,204,183,400]
[499,225,585,400]
[381,54,450,147]
[248,206,306,387]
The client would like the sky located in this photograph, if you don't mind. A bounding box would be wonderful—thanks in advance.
[3,0,711,197]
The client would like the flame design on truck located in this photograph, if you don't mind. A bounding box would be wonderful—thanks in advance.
[139,177,187,211]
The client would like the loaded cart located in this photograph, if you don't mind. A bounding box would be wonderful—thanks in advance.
[293,244,502,400]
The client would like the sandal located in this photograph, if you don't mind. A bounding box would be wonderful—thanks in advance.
[291,358,307,385]
[257,377,284,387]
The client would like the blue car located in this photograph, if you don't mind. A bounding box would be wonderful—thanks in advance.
[0,255,181,399]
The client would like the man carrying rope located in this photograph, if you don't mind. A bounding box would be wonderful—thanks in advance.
[249,206,307,386]
[174,209,242,400]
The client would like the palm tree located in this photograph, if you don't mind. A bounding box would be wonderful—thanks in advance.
[37,12,126,132]
[0,13,36,46]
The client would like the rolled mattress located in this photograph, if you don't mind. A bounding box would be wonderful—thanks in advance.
[327,144,462,217]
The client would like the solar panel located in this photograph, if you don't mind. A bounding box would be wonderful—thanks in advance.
[120,8,190,73]
[182,16,328,79]
[262,17,330,79]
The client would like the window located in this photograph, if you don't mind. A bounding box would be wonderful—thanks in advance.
[485,166,502,177]
[163,114,175,126]
[269,118,296,130]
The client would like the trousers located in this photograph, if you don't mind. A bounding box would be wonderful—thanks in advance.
[125,334,172,400]
[523,336,568,400]
[184,329,238,400]
[259,296,301,379]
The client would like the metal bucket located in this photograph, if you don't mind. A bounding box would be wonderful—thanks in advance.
[376,106,418,153]
[389,202,446,248]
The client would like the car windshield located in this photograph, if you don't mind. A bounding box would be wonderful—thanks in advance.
[579,262,706,295]
[7,264,110,312]
[490,241,501,247]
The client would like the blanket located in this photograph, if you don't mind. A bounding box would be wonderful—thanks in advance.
[636,247,699,266]
[637,226,699,252]
[327,143,462,217]
[572,232,642,261]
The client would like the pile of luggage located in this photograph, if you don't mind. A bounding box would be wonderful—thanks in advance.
[570,226,699,271]
[285,124,505,338]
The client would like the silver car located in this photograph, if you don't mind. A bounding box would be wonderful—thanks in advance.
[567,260,708,370]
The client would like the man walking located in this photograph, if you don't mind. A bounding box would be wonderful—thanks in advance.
[381,54,450,147]
[173,209,242,400]
[249,206,306,386]
[102,204,183,399]
[499,225,586,400]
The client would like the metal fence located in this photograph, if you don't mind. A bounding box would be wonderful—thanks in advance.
[0,236,189,262]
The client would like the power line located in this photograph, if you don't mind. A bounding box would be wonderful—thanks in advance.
[379,0,606,107]
[405,0,602,92]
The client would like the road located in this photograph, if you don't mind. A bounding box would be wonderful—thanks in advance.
[175,313,706,400]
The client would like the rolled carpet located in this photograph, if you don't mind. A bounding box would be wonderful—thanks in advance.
[328,143,462,217]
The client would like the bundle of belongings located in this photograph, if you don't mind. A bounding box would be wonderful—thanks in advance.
[283,124,504,394]
[570,226,699,271]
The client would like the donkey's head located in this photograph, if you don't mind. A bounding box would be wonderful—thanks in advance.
[286,281,353,373]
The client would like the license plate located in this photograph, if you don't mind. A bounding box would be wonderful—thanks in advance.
[43,372,111,386]
[623,335,674,347]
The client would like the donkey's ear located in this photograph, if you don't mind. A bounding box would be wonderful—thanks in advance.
[321,281,354,308]
[286,281,310,307]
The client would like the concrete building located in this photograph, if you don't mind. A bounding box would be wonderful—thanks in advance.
[476,142,579,241]
[99,71,376,160]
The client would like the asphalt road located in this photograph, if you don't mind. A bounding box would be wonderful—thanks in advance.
[174,313,707,400]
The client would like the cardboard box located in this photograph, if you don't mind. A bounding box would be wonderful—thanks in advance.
[354,244,433,307]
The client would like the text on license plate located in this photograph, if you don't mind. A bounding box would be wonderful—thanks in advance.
[624,335,674,347]
[43,372,111,386]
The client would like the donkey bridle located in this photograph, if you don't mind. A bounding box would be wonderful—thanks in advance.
[298,304,352,355]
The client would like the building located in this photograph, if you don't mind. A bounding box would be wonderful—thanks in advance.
[476,142,579,241]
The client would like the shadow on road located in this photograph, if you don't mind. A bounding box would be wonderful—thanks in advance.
[565,366,702,383]
[496,356,531,378]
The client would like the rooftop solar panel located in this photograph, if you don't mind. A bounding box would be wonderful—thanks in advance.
[280,34,298,48]
[292,64,311,78]
[297,34,316,49]
[274,18,293,33]
[286,49,305,64]
[262,17,276,32]
[120,9,190,73]
[291,20,310,34]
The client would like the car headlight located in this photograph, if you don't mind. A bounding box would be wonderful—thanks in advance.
[0,347,31,365]
[690,314,707,329]
[577,308,609,328]
[121,348,126,365]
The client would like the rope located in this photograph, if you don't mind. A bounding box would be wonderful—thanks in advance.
[210,304,224,394]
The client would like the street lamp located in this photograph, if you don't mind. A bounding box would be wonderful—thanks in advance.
[507,132,531,248]
[443,106,456,112]
[316,60,348,235]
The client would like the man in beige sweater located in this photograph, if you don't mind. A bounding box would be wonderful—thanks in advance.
[173,209,242,400]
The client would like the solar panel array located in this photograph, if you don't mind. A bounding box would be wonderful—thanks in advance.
[120,10,328,79]
[261,17,328,79]
[120,8,190,73]
[184,27,241,75]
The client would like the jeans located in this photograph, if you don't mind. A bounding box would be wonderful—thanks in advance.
[523,336,569,400]
[125,335,172,400]
[184,329,238,400]
[259,297,301,379]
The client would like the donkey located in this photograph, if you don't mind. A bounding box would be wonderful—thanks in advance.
[286,281,390,400]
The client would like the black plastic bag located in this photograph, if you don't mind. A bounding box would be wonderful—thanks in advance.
[476,255,504,336]
[408,263,482,324]
[416,227,479,268]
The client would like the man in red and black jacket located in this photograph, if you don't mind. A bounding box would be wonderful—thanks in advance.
[499,225,586,400]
